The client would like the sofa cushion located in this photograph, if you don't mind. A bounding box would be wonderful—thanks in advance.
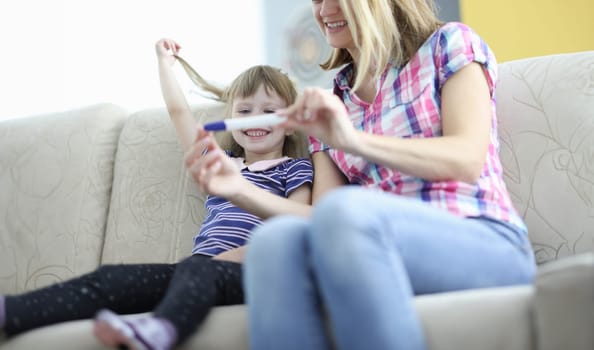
[0,103,127,293]
[496,51,594,264]
[534,253,594,350]
[0,305,248,350]
[417,285,534,350]
[0,286,535,350]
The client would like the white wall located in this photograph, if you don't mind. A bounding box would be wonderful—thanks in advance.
[0,0,264,120]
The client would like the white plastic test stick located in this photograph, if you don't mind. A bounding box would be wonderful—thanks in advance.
[203,114,287,132]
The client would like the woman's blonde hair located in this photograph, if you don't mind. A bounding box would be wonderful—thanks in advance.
[176,56,304,158]
[321,0,442,91]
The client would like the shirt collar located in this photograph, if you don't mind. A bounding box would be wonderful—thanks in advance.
[231,156,291,172]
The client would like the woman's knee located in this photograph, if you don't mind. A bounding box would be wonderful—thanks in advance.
[311,187,378,245]
[247,216,308,258]
[245,216,309,279]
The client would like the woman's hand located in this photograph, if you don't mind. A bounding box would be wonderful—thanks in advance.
[278,87,359,152]
[155,38,181,66]
[184,129,248,199]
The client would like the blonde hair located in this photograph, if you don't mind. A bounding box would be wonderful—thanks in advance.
[321,0,442,91]
[175,56,303,158]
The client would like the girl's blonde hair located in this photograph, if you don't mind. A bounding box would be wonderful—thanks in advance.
[321,0,442,91]
[176,56,304,158]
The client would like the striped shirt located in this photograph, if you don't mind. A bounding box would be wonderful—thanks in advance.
[192,156,313,256]
[309,22,526,232]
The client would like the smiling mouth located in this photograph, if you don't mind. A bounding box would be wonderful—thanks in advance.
[244,129,269,137]
[325,20,347,29]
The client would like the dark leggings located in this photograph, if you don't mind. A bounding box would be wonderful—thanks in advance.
[4,255,244,342]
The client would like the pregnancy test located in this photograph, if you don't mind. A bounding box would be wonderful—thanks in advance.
[203,114,287,132]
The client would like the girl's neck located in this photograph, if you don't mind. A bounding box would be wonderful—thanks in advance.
[243,150,285,166]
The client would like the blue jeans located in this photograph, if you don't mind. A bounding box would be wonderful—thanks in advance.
[244,187,536,350]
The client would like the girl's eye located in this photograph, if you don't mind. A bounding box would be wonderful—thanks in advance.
[264,109,276,114]
[237,109,251,114]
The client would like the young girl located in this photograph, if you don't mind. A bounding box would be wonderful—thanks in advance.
[0,38,313,350]
[244,1,536,349]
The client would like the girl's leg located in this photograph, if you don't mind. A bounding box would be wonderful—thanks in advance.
[94,255,244,349]
[309,187,536,350]
[153,254,244,342]
[244,216,332,350]
[3,263,175,336]
[0,295,5,330]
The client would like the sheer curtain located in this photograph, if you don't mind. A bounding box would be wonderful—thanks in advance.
[0,0,264,120]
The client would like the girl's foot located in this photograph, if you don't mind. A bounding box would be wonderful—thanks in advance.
[94,309,176,350]
[94,309,149,350]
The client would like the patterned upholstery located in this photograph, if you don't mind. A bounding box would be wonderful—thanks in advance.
[496,51,594,264]
[0,103,127,293]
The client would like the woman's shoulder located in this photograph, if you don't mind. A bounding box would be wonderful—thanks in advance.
[409,22,489,64]
[435,21,477,37]
[428,21,498,93]
[426,21,496,67]
[426,22,486,49]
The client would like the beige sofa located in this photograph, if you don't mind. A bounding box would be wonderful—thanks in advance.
[1,51,593,350]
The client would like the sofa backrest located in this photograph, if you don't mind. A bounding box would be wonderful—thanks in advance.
[495,51,594,264]
[100,105,214,264]
[0,104,127,293]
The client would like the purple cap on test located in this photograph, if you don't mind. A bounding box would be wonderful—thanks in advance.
[203,121,226,131]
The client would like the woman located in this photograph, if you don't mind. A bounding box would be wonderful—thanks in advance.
[243,1,536,349]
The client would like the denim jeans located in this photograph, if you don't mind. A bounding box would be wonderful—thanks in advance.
[244,187,536,350]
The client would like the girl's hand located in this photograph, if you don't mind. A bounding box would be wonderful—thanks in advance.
[155,38,181,66]
[184,129,247,198]
[277,87,358,152]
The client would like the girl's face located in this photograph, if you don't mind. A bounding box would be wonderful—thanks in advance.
[312,0,355,50]
[230,84,289,162]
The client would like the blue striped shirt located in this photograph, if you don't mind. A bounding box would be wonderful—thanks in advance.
[192,157,313,256]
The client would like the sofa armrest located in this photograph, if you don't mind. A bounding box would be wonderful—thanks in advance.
[0,103,127,294]
[534,253,594,350]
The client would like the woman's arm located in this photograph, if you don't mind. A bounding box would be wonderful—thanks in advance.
[281,63,492,184]
[349,63,491,183]
[155,38,199,152]
[311,151,348,203]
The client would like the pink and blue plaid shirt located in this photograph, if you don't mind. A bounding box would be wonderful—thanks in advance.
[309,22,526,231]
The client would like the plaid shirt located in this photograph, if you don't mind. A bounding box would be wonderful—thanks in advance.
[309,22,526,231]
